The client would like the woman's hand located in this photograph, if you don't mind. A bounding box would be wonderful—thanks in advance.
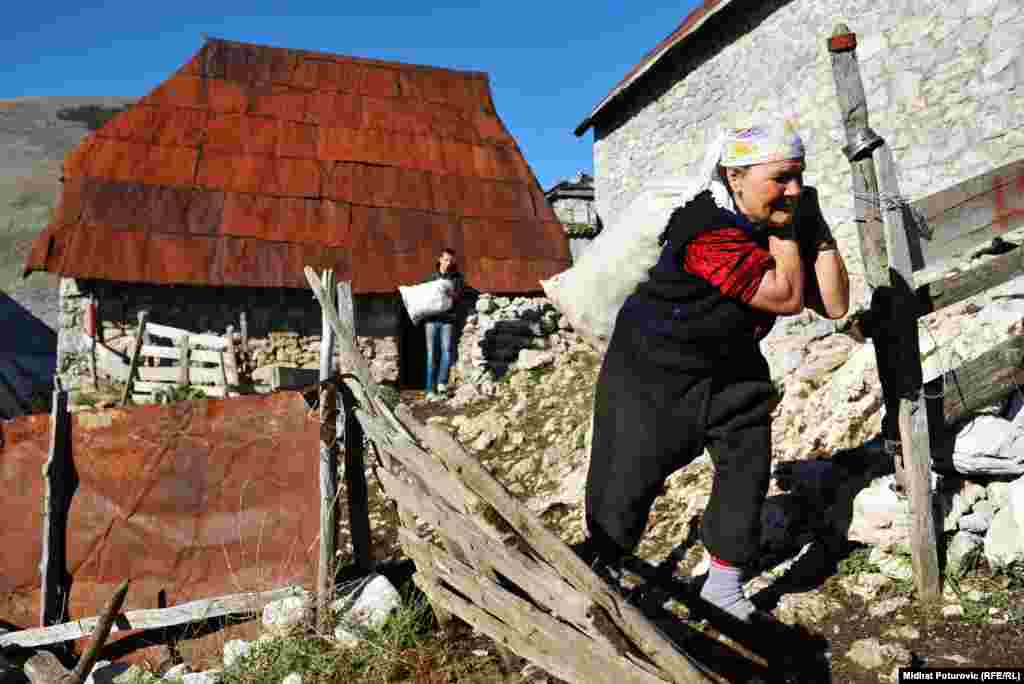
[796,188,850,319]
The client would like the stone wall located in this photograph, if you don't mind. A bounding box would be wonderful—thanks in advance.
[551,196,598,226]
[452,294,573,385]
[57,278,402,393]
[592,0,1024,304]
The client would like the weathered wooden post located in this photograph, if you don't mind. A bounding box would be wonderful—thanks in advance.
[317,270,340,623]
[828,25,940,602]
[177,334,190,387]
[40,386,72,627]
[337,281,372,574]
[121,310,149,406]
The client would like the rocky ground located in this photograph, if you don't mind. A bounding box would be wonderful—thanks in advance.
[381,315,1024,683]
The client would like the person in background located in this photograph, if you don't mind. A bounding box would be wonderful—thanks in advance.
[578,119,850,625]
[423,248,465,399]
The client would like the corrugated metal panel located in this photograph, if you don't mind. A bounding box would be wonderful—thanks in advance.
[26,38,571,293]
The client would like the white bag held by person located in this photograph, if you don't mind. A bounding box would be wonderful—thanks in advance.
[540,177,695,352]
[399,279,455,325]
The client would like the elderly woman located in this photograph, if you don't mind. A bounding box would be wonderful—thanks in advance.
[580,120,850,622]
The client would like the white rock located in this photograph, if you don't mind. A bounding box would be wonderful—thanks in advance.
[162,664,192,681]
[943,604,965,617]
[839,573,892,603]
[870,547,913,581]
[336,574,401,631]
[1009,475,1024,532]
[88,662,131,684]
[988,481,1012,509]
[222,639,252,668]
[958,509,995,534]
[261,591,311,636]
[947,531,985,571]
[846,638,911,670]
[281,673,302,684]
[868,596,910,618]
[985,505,1024,568]
[516,349,555,370]
[181,671,221,684]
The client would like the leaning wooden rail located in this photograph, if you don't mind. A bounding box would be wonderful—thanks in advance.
[303,267,715,684]
[0,586,303,649]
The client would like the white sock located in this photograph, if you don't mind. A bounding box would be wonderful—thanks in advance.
[699,558,756,621]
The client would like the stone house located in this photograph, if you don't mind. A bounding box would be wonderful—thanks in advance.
[545,171,602,261]
[575,0,1024,303]
[24,39,570,394]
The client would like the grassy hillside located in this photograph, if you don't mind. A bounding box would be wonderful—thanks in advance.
[0,96,135,327]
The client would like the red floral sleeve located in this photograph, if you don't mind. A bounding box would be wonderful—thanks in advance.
[682,227,775,304]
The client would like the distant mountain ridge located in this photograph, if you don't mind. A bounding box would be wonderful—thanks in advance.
[0,96,135,328]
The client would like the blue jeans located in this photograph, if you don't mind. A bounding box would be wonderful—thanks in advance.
[425,321,454,392]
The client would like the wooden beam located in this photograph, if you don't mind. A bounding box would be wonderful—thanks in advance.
[317,270,340,627]
[40,389,72,628]
[939,335,1024,424]
[67,580,130,684]
[120,311,148,406]
[1,586,303,649]
[875,144,941,603]
[338,281,372,574]
[909,158,1024,270]
[828,23,888,288]
[917,245,1024,314]
[177,335,190,387]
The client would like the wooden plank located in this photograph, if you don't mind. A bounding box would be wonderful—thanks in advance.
[0,586,304,649]
[178,335,190,386]
[917,246,1024,313]
[378,466,596,629]
[939,336,1024,424]
[138,346,226,365]
[828,24,888,288]
[143,322,189,342]
[910,158,1024,269]
[391,407,710,683]
[67,580,130,684]
[40,388,71,628]
[136,367,228,384]
[317,269,340,626]
[121,311,148,406]
[338,280,372,574]
[400,529,677,684]
[875,144,941,603]
[189,333,230,350]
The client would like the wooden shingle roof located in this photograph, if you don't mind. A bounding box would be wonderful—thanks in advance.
[25,39,570,293]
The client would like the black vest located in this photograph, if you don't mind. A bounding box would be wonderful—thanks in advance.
[614,191,776,374]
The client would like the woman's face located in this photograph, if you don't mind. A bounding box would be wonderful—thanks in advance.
[438,252,454,273]
[728,159,805,228]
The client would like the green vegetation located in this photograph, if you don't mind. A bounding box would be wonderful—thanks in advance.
[836,546,878,576]
[218,584,491,684]
[56,104,128,131]
[153,385,209,404]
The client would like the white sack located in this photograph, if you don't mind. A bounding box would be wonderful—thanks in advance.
[540,178,694,352]
[400,279,455,325]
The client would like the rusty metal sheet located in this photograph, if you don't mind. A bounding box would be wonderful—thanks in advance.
[441,139,476,178]
[23,222,71,275]
[206,114,279,156]
[461,217,569,261]
[351,205,462,257]
[323,161,355,203]
[351,164,434,214]
[277,120,317,159]
[64,224,149,282]
[25,39,569,295]
[53,177,86,225]
[249,84,311,123]
[0,393,321,645]
[304,91,362,128]
[146,233,217,285]
[203,40,300,85]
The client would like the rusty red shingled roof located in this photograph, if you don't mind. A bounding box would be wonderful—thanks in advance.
[26,39,569,293]
[574,0,736,136]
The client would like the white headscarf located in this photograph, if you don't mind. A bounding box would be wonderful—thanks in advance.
[685,118,806,214]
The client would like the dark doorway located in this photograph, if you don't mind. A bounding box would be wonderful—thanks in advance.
[398,305,427,389]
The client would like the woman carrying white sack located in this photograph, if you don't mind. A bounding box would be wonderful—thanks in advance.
[577,118,850,624]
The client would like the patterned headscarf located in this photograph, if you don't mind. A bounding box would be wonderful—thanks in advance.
[720,119,805,167]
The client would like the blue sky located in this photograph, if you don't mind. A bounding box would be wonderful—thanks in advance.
[2,1,701,190]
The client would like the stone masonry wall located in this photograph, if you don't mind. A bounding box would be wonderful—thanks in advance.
[57,278,401,394]
[551,197,598,226]
[592,0,1024,305]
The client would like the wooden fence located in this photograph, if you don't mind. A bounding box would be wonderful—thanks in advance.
[120,313,239,405]
[829,25,1024,602]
